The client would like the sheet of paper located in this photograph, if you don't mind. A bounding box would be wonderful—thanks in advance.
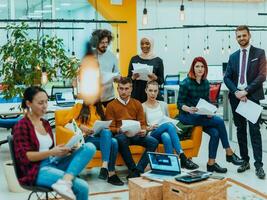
[65,134,84,148]
[120,120,141,137]
[235,100,263,124]
[155,116,181,131]
[132,63,153,81]
[195,98,217,115]
[92,120,112,135]
[101,72,120,85]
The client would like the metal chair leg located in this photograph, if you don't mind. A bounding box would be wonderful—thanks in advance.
[27,191,34,200]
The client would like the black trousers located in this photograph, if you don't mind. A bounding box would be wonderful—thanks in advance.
[229,94,263,169]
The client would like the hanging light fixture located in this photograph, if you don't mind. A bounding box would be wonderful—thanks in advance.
[179,0,185,21]
[228,33,231,54]
[221,39,225,55]
[116,25,120,59]
[206,35,209,54]
[79,55,101,104]
[186,34,190,54]
[41,67,48,85]
[182,48,186,65]
[142,0,148,26]
[164,35,168,51]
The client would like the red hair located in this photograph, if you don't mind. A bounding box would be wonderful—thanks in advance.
[188,57,208,80]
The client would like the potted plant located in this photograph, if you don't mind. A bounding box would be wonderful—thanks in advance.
[0,23,79,99]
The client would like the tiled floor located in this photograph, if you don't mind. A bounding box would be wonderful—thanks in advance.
[0,117,267,200]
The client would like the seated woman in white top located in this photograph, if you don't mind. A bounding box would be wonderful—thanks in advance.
[142,81,198,170]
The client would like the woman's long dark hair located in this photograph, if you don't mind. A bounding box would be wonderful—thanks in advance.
[77,101,105,124]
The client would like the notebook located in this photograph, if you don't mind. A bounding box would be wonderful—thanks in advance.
[142,152,186,182]
[55,92,75,107]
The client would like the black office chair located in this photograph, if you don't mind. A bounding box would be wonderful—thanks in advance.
[7,135,56,200]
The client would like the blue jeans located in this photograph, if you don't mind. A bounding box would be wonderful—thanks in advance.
[36,143,96,200]
[179,114,230,159]
[85,129,118,171]
[150,122,183,154]
[115,133,158,173]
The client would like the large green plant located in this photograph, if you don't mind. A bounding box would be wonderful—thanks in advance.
[0,23,79,99]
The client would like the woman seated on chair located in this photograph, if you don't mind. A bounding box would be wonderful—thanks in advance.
[13,86,96,200]
[177,56,244,173]
[142,80,198,170]
[62,100,124,186]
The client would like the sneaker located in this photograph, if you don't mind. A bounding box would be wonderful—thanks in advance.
[98,167,109,180]
[256,167,266,179]
[52,179,76,200]
[226,153,244,165]
[107,174,124,186]
[207,163,227,173]
[126,169,141,180]
[181,159,199,170]
[237,161,250,173]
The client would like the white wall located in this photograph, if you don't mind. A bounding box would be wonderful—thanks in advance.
[136,0,267,76]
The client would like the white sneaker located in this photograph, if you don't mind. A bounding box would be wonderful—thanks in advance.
[52,179,76,200]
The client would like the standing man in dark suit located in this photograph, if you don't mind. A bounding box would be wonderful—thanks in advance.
[224,25,266,179]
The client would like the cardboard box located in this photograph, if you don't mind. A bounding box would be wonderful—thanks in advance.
[163,178,230,200]
[128,177,163,200]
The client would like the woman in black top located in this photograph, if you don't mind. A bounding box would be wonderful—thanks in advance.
[128,37,164,103]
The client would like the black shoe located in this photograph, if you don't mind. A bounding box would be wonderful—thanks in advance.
[181,159,199,170]
[98,168,109,180]
[237,162,250,173]
[107,174,125,186]
[207,163,227,173]
[126,169,141,180]
[256,167,266,179]
[226,153,244,165]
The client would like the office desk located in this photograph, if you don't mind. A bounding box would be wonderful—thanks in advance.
[0,100,81,116]
[163,85,179,103]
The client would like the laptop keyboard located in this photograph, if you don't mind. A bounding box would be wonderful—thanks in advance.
[57,102,75,107]
[151,170,178,176]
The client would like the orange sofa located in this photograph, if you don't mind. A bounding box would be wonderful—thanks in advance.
[55,104,203,168]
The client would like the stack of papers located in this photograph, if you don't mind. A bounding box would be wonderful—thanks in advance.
[154,116,181,131]
[195,98,217,115]
[236,100,263,124]
[92,120,112,136]
[101,72,120,85]
[132,63,153,81]
[121,120,141,137]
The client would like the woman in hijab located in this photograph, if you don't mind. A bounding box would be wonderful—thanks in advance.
[128,36,164,103]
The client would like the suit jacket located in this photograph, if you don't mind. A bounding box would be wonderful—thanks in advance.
[224,45,266,101]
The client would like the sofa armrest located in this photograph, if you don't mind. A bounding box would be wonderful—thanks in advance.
[55,126,74,145]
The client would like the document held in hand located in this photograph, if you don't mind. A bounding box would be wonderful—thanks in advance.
[101,72,120,85]
[195,98,217,115]
[235,100,263,124]
[155,116,181,131]
[120,120,141,137]
[92,120,112,135]
[132,63,153,81]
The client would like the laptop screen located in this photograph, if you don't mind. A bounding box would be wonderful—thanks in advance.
[148,152,180,173]
[55,92,75,104]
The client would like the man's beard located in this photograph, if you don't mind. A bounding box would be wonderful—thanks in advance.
[98,47,107,53]
[239,40,249,48]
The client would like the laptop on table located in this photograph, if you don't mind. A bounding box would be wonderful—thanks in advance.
[55,92,75,107]
[142,152,186,182]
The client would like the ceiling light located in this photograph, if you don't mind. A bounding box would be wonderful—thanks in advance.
[179,1,185,21]
[142,9,148,26]
[0,4,7,8]
[61,3,71,7]
[44,4,52,8]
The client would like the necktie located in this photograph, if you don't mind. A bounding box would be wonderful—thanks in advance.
[240,49,247,84]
